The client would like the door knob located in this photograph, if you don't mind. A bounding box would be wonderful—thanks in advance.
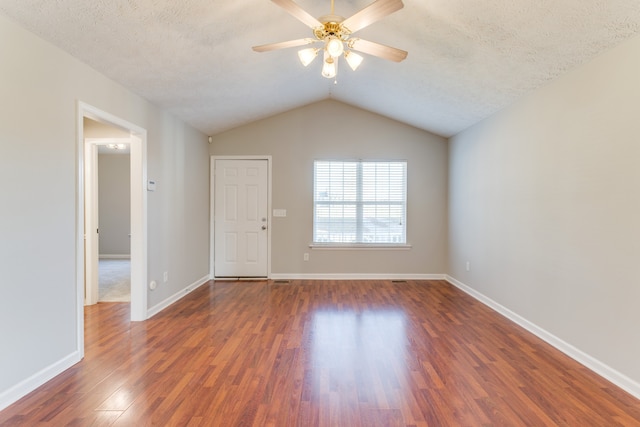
[262,225,267,230]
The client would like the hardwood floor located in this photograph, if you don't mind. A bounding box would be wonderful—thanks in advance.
[1,280,639,426]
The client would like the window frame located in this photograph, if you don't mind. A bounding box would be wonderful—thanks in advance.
[311,160,410,249]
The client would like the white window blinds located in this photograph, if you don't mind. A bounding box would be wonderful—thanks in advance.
[313,161,407,244]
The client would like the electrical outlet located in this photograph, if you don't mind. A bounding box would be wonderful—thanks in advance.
[465,261,470,271]
[303,253,309,261]
[163,271,168,282]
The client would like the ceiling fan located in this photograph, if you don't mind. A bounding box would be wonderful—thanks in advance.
[252,0,408,79]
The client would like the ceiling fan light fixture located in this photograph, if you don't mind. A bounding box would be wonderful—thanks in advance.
[344,50,363,71]
[322,51,337,78]
[252,0,407,80]
[298,47,319,66]
[325,36,344,58]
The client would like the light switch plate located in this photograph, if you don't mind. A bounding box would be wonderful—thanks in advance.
[273,209,287,217]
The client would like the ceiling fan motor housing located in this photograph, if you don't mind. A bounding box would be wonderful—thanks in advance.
[314,15,351,42]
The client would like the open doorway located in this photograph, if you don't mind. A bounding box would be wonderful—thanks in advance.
[98,144,131,302]
[85,129,132,302]
[76,102,148,358]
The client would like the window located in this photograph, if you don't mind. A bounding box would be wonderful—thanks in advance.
[313,160,407,244]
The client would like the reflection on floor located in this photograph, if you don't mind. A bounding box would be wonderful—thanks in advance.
[99,258,130,302]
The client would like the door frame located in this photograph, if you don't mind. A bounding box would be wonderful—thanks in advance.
[210,155,272,280]
[77,101,148,358]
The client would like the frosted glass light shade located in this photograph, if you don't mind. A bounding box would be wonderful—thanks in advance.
[344,51,363,71]
[298,48,318,67]
[325,36,344,58]
[321,51,337,79]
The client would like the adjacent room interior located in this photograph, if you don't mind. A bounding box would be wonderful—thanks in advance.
[85,118,133,303]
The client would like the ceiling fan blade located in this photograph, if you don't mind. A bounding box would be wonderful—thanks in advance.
[252,38,317,52]
[349,38,408,62]
[341,0,404,33]
[271,0,322,28]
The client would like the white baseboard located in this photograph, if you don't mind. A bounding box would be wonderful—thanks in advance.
[99,254,131,260]
[445,275,640,400]
[146,275,210,319]
[0,350,81,412]
[269,273,446,281]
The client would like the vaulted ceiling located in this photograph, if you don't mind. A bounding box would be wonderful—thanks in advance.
[2,0,640,137]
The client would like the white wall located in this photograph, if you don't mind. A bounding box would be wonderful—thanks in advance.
[0,13,209,408]
[211,100,448,277]
[449,35,640,393]
[98,153,131,256]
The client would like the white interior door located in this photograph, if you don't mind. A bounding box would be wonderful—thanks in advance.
[214,159,269,277]
[84,143,99,305]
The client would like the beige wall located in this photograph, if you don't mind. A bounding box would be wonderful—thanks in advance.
[449,35,640,389]
[211,100,448,276]
[98,153,131,256]
[0,13,209,407]
[84,117,130,138]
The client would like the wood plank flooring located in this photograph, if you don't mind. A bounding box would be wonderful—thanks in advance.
[1,279,639,426]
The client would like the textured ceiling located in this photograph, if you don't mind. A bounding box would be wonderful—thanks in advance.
[2,0,640,137]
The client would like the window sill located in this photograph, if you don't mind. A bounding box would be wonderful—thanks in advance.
[309,243,412,251]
